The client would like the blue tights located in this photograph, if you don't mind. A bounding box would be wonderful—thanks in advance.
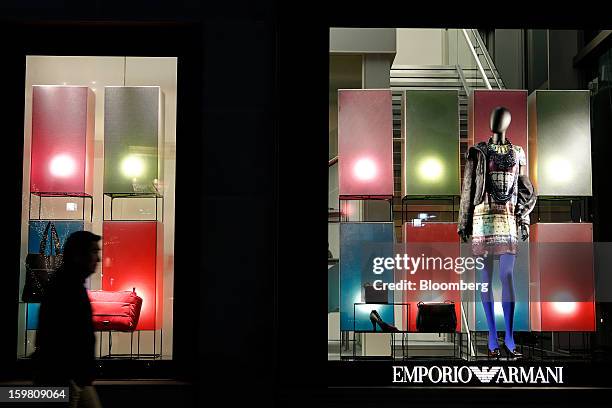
[479,253,516,351]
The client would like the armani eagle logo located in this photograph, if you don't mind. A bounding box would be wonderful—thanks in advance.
[468,366,501,383]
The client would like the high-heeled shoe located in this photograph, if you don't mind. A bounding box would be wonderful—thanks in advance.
[502,344,523,359]
[369,310,399,332]
[487,348,501,358]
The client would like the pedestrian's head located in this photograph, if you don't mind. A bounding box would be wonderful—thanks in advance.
[63,231,101,280]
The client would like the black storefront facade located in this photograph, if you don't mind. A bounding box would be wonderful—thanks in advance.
[1,3,612,408]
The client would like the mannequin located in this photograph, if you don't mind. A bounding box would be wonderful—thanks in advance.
[458,106,537,359]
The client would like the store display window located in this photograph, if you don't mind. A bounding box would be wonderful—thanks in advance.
[18,56,177,360]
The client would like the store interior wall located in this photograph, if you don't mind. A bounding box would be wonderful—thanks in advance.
[19,56,177,358]
[548,30,581,89]
[494,29,525,89]
[394,29,445,66]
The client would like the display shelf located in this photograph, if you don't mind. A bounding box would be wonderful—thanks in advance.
[29,192,93,222]
[97,329,163,360]
[103,192,163,222]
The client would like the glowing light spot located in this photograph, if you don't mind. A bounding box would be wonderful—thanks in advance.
[66,202,78,212]
[353,158,377,181]
[49,154,76,178]
[553,302,577,315]
[418,157,444,181]
[547,157,572,182]
[121,155,145,178]
[494,302,503,317]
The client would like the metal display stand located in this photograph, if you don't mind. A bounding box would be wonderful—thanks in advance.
[338,196,393,223]
[29,192,94,222]
[100,190,164,360]
[349,302,464,360]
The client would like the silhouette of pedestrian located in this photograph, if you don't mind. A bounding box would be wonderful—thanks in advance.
[33,230,103,408]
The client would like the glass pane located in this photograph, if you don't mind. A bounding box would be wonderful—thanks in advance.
[19,56,177,361]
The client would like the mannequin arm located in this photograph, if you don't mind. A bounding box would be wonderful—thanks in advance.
[516,164,537,240]
[458,150,477,240]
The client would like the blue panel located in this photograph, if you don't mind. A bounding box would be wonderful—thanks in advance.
[26,303,40,330]
[28,221,85,255]
[328,263,339,313]
[474,250,530,332]
[340,222,395,331]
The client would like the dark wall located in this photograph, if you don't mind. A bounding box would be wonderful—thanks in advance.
[494,29,525,89]
[549,30,582,89]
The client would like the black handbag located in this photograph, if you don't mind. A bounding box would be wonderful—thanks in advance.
[22,221,63,302]
[416,301,457,333]
[363,282,388,304]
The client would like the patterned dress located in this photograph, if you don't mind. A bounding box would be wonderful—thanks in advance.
[472,141,527,256]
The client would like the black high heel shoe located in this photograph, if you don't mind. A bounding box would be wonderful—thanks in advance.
[502,344,523,359]
[369,310,399,332]
[487,348,501,358]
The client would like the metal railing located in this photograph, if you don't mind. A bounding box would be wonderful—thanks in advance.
[458,29,505,92]
[469,29,503,89]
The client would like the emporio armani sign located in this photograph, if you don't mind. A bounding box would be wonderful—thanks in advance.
[392,365,564,384]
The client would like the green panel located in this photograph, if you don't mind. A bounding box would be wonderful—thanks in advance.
[535,90,591,196]
[104,87,160,194]
[404,90,459,196]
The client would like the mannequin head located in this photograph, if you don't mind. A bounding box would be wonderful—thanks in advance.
[490,106,512,135]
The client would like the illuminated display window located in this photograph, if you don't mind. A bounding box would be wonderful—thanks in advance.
[18,56,177,360]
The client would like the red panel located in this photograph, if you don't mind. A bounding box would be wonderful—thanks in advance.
[102,221,162,330]
[469,90,527,156]
[30,86,94,195]
[529,223,595,331]
[338,89,393,198]
[402,222,461,332]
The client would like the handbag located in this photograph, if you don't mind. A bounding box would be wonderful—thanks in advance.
[416,301,457,333]
[363,282,388,304]
[88,288,143,332]
[22,221,63,302]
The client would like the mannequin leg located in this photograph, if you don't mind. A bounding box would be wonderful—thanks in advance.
[499,253,517,350]
[478,255,498,350]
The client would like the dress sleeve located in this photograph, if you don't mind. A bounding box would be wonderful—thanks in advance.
[517,146,527,166]
[515,146,537,226]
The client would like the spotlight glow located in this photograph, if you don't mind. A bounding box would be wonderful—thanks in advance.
[494,302,503,318]
[547,157,572,183]
[552,302,577,315]
[121,155,145,178]
[49,154,76,178]
[353,158,377,181]
[418,157,444,181]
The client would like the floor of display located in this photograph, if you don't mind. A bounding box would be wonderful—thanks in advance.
[328,333,597,361]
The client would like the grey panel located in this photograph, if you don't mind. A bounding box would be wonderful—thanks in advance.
[530,90,592,196]
[403,89,460,196]
[104,87,160,194]
[330,28,396,54]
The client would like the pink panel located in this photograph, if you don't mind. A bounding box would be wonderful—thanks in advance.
[403,222,461,332]
[530,223,595,331]
[468,90,528,155]
[102,221,163,330]
[338,89,393,198]
[30,86,94,195]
